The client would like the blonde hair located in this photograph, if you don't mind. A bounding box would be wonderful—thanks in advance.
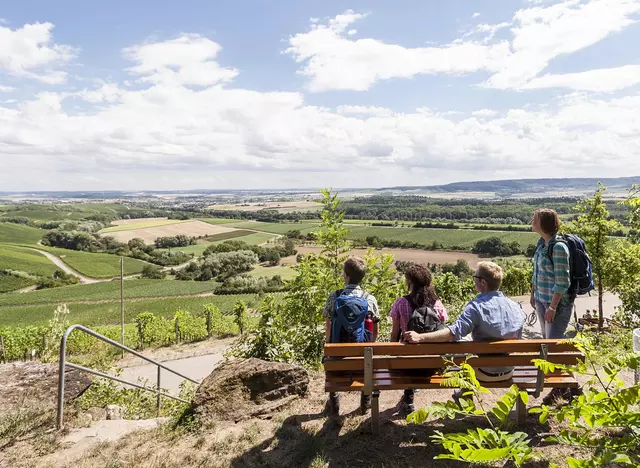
[477,261,503,291]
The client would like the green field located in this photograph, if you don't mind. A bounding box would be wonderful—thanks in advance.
[0,245,60,276]
[0,293,265,327]
[0,223,46,245]
[228,221,319,235]
[167,232,279,256]
[248,264,297,280]
[100,219,187,233]
[36,246,150,278]
[0,279,218,307]
[344,226,539,249]
[0,203,131,222]
[0,273,35,293]
[198,218,243,225]
[216,232,278,246]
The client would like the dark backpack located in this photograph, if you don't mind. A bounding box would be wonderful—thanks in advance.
[330,289,372,343]
[405,295,445,335]
[547,234,595,296]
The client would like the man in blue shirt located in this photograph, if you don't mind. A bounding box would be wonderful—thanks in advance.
[404,261,525,382]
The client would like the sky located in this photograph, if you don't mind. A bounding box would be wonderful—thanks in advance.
[1,0,640,191]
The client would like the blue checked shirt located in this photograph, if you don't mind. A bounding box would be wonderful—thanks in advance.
[532,234,571,305]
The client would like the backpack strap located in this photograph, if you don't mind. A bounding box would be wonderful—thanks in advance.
[546,235,567,265]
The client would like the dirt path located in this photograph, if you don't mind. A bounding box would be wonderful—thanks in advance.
[29,248,103,284]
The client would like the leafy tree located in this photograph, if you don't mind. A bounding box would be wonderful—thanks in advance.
[441,259,473,278]
[501,265,533,296]
[565,184,623,329]
[140,264,167,280]
[472,237,521,256]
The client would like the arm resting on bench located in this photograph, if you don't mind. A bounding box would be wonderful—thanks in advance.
[405,328,454,344]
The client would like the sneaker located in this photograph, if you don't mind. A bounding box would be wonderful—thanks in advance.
[541,388,566,406]
[360,394,372,415]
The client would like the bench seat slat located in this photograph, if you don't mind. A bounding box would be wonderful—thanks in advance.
[325,368,579,391]
[324,339,577,357]
[323,353,583,371]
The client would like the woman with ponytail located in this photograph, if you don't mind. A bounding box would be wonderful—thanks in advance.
[389,263,447,413]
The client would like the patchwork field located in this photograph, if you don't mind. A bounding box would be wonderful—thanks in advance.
[0,223,46,245]
[0,245,60,276]
[248,264,297,280]
[208,201,322,213]
[282,246,482,268]
[228,221,319,235]
[103,218,188,231]
[36,246,150,278]
[102,220,239,244]
[344,226,539,249]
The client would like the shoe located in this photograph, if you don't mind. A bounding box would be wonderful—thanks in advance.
[360,393,372,415]
[541,388,566,406]
[327,393,340,416]
[400,391,415,415]
[452,389,465,409]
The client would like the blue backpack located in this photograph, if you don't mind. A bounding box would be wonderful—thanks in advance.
[330,289,372,343]
[547,234,595,296]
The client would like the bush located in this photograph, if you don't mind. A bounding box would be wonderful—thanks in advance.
[472,237,522,256]
[140,264,167,280]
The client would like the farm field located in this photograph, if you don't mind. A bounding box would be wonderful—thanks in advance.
[282,246,482,268]
[35,246,149,278]
[0,223,46,245]
[101,218,188,232]
[248,264,297,280]
[228,221,319,235]
[103,220,238,244]
[160,230,270,256]
[0,279,218,307]
[198,218,245,225]
[0,293,265,327]
[0,245,60,276]
[0,273,35,293]
[213,232,278,246]
[207,201,321,213]
[344,226,539,249]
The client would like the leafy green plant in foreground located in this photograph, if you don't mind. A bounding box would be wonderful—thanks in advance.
[406,358,535,467]
[530,335,640,467]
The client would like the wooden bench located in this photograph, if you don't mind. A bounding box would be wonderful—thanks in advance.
[323,339,583,433]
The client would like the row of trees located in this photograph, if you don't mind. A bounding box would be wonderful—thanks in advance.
[203,239,297,266]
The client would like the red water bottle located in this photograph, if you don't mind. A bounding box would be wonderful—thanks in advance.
[365,316,373,341]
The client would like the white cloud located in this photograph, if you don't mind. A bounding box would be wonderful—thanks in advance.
[337,105,394,117]
[523,65,640,92]
[285,10,510,92]
[286,2,640,92]
[347,29,357,36]
[0,85,15,92]
[472,109,499,117]
[123,34,238,86]
[472,12,481,18]
[0,22,76,84]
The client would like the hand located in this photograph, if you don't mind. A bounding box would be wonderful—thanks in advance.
[545,307,556,323]
[403,331,421,344]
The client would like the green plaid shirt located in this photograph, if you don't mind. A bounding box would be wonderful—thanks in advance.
[532,234,572,305]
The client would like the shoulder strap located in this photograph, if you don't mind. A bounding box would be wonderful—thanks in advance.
[546,235,567,264]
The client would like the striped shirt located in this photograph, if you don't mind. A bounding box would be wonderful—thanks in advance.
[532,234,572,305]
[323,284,380,322]
[389,297,448,341]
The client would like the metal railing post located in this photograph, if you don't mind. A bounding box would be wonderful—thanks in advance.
[157,366,161,416]
[56,327,72,430]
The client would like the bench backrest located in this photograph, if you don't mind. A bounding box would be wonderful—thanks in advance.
[323,339,584,372]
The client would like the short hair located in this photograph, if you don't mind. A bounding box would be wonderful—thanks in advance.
[534,209,560,235]
[477,261,503,291]
[344,256,366,284]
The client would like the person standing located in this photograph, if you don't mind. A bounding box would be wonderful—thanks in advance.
[530,208,577,404]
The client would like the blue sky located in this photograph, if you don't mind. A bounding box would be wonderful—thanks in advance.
[1,0,640,190]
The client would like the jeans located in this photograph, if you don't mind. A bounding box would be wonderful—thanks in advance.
[535,299,574,339]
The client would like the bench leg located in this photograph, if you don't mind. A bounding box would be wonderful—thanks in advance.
[515,397,527,425]
[371,393,380,435]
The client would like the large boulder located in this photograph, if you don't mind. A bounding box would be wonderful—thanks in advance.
[192,358,309,422]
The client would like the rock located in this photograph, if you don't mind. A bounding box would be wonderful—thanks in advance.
[76,411,93,427]
[0,362,92,412]
[106,405,123,420]
[192,358,309,422]
[86,406,107,421]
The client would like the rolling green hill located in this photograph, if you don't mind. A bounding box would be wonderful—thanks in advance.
[0,245,59,276]
[36,246,150,278]
[0,223,46,245]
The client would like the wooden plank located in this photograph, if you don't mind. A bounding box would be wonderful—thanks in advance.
[323,353,583,371]
[324,339,578,357]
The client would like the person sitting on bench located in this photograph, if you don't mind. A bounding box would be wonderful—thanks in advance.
[404,261,524,385]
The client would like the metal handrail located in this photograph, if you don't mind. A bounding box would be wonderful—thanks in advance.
[57,324,201,430]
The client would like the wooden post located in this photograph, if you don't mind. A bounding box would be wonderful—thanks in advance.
[0,336,5,363]
[137,321,144,350]
[206,310,212,338]
[175,318,180,344]
[371,393,380,435]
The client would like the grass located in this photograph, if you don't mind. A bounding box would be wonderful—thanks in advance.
[165,232,279,257]
[0,245,60,277]
[228,221,319,235]
[213,232,278,246]
[100,219,188,233]
[0,293,263,327]
[198,218,243,225]
[204,230,255,242]
[0,223,46,245]
[0,279,218,307]
[0,273,35,293]
[248,264,297,280]
[344,226,539,249]
[36,246,150,278]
